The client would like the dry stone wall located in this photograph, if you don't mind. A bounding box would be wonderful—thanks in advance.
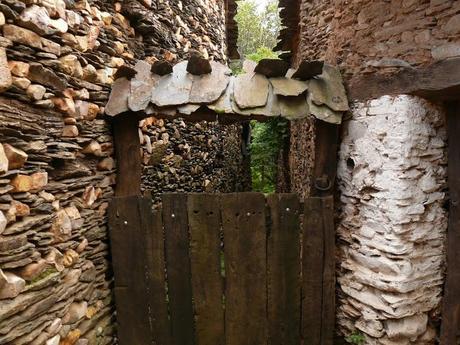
[297,0,460,80]
[0,1,242,344]
[336,95,447,344]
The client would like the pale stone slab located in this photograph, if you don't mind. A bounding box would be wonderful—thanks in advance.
[129,60,158,112]
[0,144,8,174]
[234,72,269,109]
[308,64,349,112]
[189,61,231,104]
[231,83,281,117]
[129,77,157,112]
[0,270,25,299]
[207,77,235,114]
[105,77,130,116]
[0,211,6,234]
[151,61,193,107]
[277,95,310,120]
[178,104,200,115]
[243,59,257,73]
[0,48,12,92]
[307,94,342,124]
[270,77,308,96]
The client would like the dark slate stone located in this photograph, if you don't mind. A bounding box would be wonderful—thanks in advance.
[292,60,324,80]
[113,65,137,80]
[151,61,173,76]
[186,55,212,75]
[254,59,290,78]
[28,63,68,91]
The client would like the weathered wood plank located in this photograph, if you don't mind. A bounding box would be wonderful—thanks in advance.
[348,57,460,102]
[140,201,171,345]
[187,194,224,345]
[301,197,324,345]
[162,193,195,345]
[112,115,142,197]
[267,194,301,345]
[221,193,268,345]
[108,197,154,345]
[320,197,336,345]
[440,102,460,345]
[311,120,340,197]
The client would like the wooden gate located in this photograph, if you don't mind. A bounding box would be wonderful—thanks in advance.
[108,193,335,345]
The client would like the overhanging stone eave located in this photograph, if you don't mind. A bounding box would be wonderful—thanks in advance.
[104,58,350,125]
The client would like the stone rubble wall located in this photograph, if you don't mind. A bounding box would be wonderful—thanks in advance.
[297,0,460,80]
[336,95,447,344]
[0,1,243,345]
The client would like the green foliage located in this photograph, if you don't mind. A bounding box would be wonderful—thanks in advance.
[235,0,281,58]
[345,332,366,345]
[235,0,285,193]
[250,119,289,193]
[247,46,279,63]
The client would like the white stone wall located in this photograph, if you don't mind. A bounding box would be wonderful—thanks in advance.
[337,95,448,344]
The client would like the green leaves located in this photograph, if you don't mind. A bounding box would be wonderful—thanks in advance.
[250,118,288,193]
[345,332,366,345]
[235,0,284,193]
[234,0,281,58]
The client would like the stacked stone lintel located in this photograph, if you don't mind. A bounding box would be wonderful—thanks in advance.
[0,1,245,345]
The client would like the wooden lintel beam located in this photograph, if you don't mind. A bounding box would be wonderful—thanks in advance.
[440,101,460,344]
[112,113,142,197]
[348,58,460,102]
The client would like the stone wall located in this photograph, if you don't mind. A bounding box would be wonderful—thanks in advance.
[336,95,447,344]
[0,1,242,344]
[286,1,456,343]
[297,0,460,80]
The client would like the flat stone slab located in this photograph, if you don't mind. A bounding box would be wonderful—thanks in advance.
[106,59,348,124]
[279,95,310,120]
[308,64,349,112]
[307,93,342,124]
[104,77,130,116]
[207,77,235,114]
[151,61,193,107]
[189,62,230,104]
[270,78,309,96]
[233,72,269,109]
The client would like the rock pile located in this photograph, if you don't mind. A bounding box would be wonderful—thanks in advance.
[0,0,243,344]
[336,95,447,344]
[140,117,250,203]
[0,96,115,345]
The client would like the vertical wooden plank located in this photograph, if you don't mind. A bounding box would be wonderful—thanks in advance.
[441,102,460,345]
[320,197,336,345]
[301,197,324,345]
[108,196,153,345]
[112,114,142,197]
[162,193,195,345]
[187,194,225,345]
[221,193,268,345]
[266,194,301,345]
[311,120,340,197]
[139,201,171,345]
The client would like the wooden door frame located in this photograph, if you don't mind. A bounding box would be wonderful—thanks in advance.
[440,101,460,344]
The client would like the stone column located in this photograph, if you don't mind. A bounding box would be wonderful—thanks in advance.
[336,95,447,344]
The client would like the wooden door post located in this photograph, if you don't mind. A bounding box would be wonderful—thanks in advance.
[311,120,340,197]
[441,102,460,344]
[112,114,142,197]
